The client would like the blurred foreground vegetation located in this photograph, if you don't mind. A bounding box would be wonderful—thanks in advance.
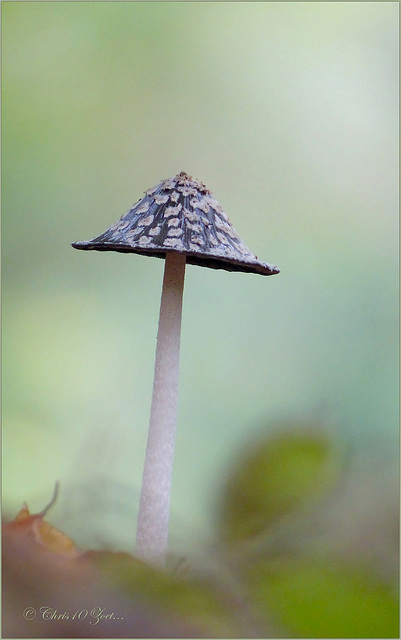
[3,427,399,638]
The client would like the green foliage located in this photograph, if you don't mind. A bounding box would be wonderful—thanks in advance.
[247,556,399,639]
[217,428,399,638]
[88,551,244,638]
[219,429,339,544]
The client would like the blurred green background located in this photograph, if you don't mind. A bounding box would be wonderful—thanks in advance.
[2,1,398,556]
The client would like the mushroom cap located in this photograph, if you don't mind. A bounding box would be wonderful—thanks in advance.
[72,172,279,276]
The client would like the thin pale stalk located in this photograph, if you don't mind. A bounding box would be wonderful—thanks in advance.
[136,252,186,565]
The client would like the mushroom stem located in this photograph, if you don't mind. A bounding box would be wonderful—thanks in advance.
[136,251,186,565]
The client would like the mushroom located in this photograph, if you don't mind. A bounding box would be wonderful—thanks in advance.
[72,171,279,565]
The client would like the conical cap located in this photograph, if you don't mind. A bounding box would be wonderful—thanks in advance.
[72,172,279,276]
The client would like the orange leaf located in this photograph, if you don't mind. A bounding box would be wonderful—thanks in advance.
[3,486,78,557]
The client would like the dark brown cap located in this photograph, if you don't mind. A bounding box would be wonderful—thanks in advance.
[72,172,279,276]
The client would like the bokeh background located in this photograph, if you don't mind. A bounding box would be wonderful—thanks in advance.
[2,2,398,558]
